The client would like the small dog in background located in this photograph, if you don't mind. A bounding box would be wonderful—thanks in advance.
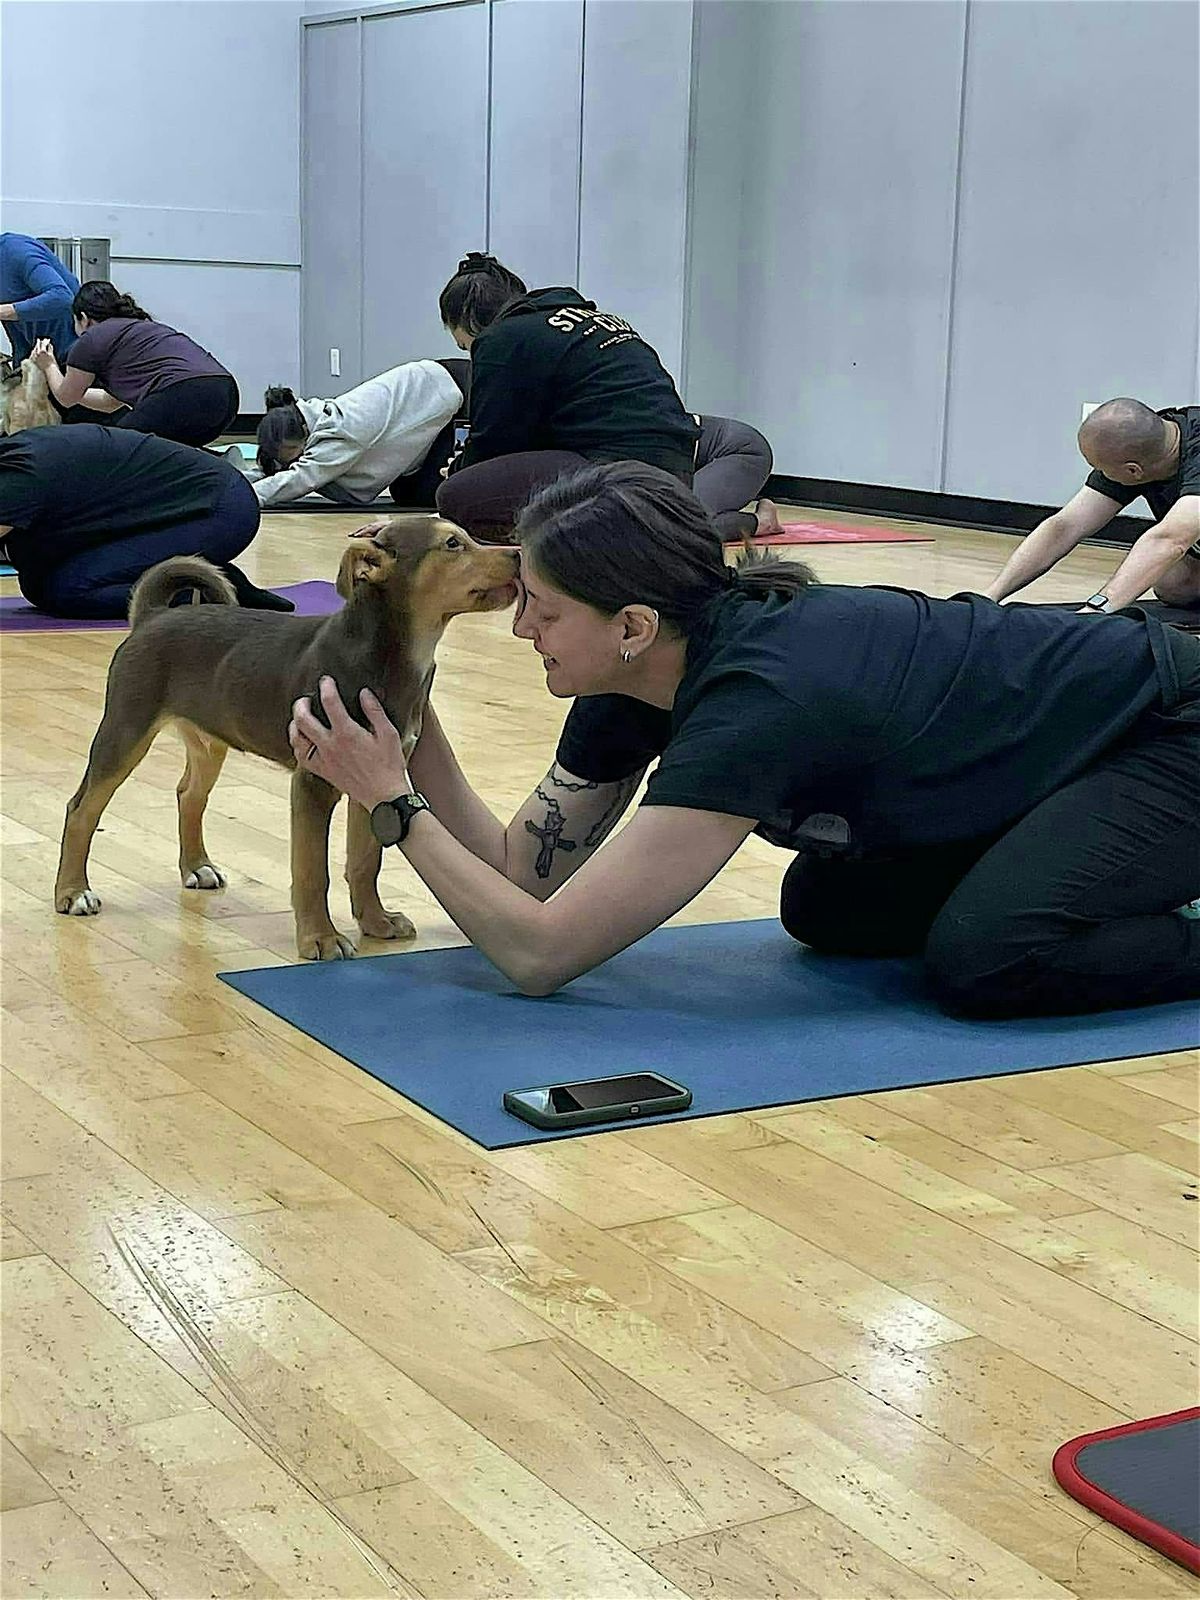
[0,354,60,433]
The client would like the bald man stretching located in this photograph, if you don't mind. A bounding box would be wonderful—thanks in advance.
[985,399,1200,613]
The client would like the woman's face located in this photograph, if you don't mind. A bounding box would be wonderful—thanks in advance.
[276,439,305,468]
[73,313,92,335]
[512,555,625,699]
[447,324,474,353]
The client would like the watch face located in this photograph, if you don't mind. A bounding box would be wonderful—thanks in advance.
[370,800,406,847]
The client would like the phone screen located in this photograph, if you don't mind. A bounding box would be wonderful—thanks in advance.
[453,423,470,450]
[533,1074,683,1115]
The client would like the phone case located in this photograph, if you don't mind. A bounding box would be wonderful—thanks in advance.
[502,1087,692,1130]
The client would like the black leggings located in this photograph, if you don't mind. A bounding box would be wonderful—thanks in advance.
[17,473,260,619]
[780,651,1200,1018]
[387,358,472,511]
[437,449,694,543]
[693,415,774,541]
[110,374,239,447]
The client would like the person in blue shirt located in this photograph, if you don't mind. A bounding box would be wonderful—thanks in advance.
[0,234,79,364]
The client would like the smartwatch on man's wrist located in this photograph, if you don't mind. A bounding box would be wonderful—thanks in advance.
[1082,591,1113,613]
[370,792,431,846]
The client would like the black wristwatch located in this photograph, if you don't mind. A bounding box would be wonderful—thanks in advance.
[1083,591,1113,613]
[370,792,431,846]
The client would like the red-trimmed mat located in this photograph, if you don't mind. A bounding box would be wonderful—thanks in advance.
[1053,1408,1200,1573]
[735,520,933,547]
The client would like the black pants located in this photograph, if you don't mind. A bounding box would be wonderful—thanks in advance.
[17,473,260,619]
[694,415,774,541]
[437,449,695,543]
[387,358,472,511]
[780,644,1200,1018]
[110,374,240,447]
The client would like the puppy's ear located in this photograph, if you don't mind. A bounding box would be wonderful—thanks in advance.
[336,541,395,599]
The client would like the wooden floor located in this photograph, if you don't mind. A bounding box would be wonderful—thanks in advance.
[1,504,1196,1600]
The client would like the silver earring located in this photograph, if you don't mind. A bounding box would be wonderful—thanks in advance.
[621,650,632,664]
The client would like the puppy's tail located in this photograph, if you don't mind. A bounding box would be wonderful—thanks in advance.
[128,557,237,629]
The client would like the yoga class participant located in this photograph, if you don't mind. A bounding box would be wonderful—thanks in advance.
[0,424,287,618]
[434,252,699,540]
[0,232,79,364]
[253,359,469,508]
[291,462,1200,1019]
[985,399,1200,612]
[33,281,239,446]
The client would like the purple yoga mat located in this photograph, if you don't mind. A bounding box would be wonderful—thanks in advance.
[0,580,342,634]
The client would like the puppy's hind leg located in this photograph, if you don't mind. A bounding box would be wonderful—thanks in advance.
[290,768,355,960]
[175,722,230,891]
[55,713,162,916]
[346,801,416,942]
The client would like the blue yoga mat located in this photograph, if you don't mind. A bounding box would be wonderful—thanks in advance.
[218,919,1198,1148]
[0,563,16,577]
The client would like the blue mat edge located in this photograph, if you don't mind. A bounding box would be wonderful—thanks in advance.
[216,920,1198,1150]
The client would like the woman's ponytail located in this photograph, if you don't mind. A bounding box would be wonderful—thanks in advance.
[438,252,527,338]
[72,280,152,322]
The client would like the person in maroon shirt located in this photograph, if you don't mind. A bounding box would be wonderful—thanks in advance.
[31,280,239,446]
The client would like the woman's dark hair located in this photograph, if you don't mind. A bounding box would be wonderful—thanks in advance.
[438,252,526,338]
[256,385,308,475]
[516,462,814,632]
[72,280,151,322]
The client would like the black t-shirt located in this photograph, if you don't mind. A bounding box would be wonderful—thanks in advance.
[1086,406,1200,554]
[0,425,232,569]
[556,584,1195,857]
[455,288,699,481]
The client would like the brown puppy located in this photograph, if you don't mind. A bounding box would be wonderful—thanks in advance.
[54,518,519,958]
[0,356,60,433]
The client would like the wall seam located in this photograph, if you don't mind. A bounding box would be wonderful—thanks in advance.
[935,0,971,495]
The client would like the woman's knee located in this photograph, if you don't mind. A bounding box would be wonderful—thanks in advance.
[923,906,1028,1017]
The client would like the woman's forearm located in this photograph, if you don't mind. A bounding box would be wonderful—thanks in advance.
[407,703,508,872]
[400,810,550,991]
[81,387,123,412]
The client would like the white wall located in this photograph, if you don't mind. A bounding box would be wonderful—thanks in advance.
[702,0,1198,504]
[0,0,303,407]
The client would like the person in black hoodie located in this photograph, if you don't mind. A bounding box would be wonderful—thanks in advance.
[434,253,701,541]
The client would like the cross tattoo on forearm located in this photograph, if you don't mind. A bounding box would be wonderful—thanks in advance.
[525,792,578,879]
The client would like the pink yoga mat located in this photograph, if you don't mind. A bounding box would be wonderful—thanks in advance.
[740,521,933,546]
[0,580,343,635]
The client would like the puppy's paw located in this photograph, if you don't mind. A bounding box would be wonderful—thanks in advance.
[56,888,101,917]
[356,909,417,941]
[182,863,228,891]
[298,930,357,961]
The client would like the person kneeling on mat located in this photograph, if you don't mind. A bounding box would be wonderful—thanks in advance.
[0,424,288,618]
[31,280,239,447]
[253,359,469,510]
[433,252,700,541]
[693,413,780,541]
[985,399,1200,613]
[290,461,1200,1020]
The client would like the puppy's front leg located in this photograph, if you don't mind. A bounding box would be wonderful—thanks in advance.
[346,801,416,942]
[290,768,355,960]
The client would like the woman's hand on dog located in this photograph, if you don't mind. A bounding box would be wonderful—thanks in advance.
[348,518,391,541]
[30,339,56,371]
[289,677,411,811]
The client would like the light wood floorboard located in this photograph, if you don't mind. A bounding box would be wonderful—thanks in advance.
[1,505,1195,1598]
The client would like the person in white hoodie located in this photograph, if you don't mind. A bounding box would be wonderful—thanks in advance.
[253,358,468,509]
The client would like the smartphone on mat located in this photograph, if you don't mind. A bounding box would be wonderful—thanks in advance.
[453,423,470,450]
[503,1072,691,1130]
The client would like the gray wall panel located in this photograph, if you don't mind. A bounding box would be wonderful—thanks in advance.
[302,20,363,394]
[488,0,583,286]
[737,0,965,490]
[682,0,763,417]
[577,0,695,379]
[943,0,1199,505]
[361,3,488,369]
